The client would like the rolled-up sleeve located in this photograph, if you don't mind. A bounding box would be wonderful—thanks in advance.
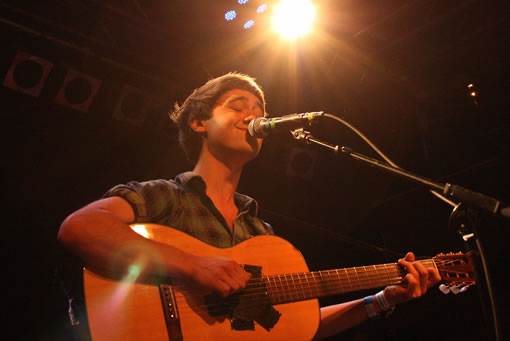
[103,180,177,223]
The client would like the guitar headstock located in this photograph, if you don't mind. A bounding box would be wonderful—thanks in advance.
[433,252,475,294]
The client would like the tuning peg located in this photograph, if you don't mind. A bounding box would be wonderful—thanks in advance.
[460,285,471,293]
[450,285,461,294]
[439,284,451,294]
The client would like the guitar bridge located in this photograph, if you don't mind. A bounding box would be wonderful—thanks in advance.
[159,283,183,341]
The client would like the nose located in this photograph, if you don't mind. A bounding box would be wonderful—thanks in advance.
[243,114,257,124]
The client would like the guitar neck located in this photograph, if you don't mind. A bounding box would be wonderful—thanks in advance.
[265,259,436,305]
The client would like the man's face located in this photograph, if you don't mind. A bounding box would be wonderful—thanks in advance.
[203,89,265,162]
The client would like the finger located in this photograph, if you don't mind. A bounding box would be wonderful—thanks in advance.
[429,267,442,284]
[218,264,252,294]
[404,252,415,262]
[212,279,233,298]
[228,264,252,289]
[399,258,421,298]
[413,261,429,294]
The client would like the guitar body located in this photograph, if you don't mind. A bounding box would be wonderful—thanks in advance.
[84,224,320,341]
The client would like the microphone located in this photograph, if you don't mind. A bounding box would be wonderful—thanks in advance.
[248,112,324,138]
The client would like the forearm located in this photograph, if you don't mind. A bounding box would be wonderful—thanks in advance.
[58,206,191,281]
[315,297,385,340]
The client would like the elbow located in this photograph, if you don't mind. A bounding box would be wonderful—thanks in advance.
[57,212,84,251]
[57,215,73,247]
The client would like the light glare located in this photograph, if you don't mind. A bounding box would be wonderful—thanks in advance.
[272,0,316,39]
[131,224,150,238]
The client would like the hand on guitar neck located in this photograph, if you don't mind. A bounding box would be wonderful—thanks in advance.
[383,252,442,307]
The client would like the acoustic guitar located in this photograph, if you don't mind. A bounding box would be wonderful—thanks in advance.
[84,224,475,340]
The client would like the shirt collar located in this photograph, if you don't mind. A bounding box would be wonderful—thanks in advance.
[175,171,259,216]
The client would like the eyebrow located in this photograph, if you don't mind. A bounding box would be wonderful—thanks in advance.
[227,96,263,111]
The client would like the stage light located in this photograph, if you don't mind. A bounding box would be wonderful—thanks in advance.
[225,10,237,21]
[3,51,53,97]
[467,83,474,89]
[244,19,255,29]
[238,0,248,4]
[113,85,151,127]
[470,91,477,97]
[286,147,317,178]
[257,4,268,13]
[272,0,316,39]
[55,68,102,112]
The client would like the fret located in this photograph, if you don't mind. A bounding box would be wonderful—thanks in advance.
[287,273,295,302]
[382,263,392,287]
[364,265,375,289]
[325,270,338,296]
[312,272,323,298]
[353,266,361,290]
[342,267,351,291]
[296,272,307,300]
[272,274,284,304]
[335,269,345,295]
[307,272,319,299]
[302,272,312,300]
[320,270,332,296]
[279,274,288,303]
[288,273,297,301]
[264,276,275,304]
[317,271,324,295]
[361,265,369,290]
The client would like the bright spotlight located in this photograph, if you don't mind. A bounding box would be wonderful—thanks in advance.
[272,0,316,39]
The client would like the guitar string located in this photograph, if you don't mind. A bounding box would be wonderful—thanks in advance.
[167,259,469,316]
[169,269,407,316]
[172,265,405,299]
[172,269,471,316]
[172,282,404,317]
[170,259,435,302]
[169,259,436,305]
[174,276,406,317]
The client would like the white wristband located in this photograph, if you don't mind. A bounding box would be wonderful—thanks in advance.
[375,290,394,311]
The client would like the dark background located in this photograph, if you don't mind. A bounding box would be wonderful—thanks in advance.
[3,0,509,340]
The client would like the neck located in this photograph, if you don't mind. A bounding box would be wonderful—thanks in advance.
[193,150,244,206]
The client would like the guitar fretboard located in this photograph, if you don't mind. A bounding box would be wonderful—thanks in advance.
[263,260,435,305]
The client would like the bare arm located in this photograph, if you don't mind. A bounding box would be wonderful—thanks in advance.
[57,197,251,297]
[314,252,442,340]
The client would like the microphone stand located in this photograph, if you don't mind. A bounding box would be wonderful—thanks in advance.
[290,128,508,341]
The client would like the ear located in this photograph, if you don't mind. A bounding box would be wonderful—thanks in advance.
[189,118,207,134]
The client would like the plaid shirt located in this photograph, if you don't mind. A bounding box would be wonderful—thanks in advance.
[103,172,273,248]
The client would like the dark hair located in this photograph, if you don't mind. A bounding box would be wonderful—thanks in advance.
[170,72,266,164]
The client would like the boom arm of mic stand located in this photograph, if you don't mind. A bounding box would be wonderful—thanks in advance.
[290,129,509,219]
